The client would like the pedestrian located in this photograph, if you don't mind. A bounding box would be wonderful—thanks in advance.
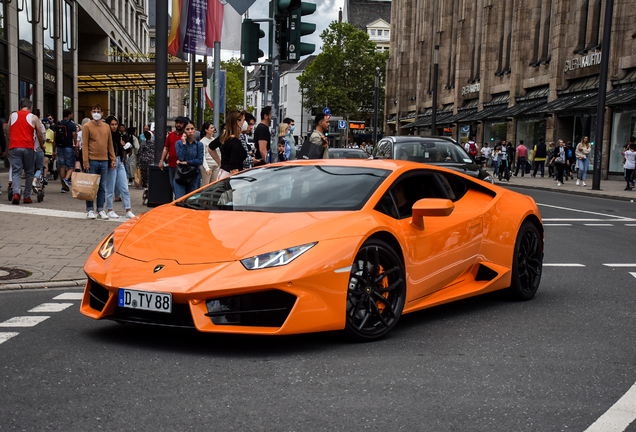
[104,116,134,219]
[283,117,296,160]
[31,108,46,188]
[240,111,256,170]
[55,109,78,193]
[466,137,478,160]
[0,122,5,195]
[514,140,528,177]
[564,140,575,180]
[506,141,515,173]
[199,122,220,186]
[575,136,591,186]
[174,120,204,199]
[253,106,271,166]
[126,126,140,185]
[41,119,53,182]
[480,142,491,168]
[215,111,247,180]
[625,137,636,188]
[158,115,186,197]
[278,122,290,161]
[82,104,116,219]
[546,142,556,178]
[277,137,287,162]
[492,144,501,176]
[309,113,330,159]
[138,131,155,205]
[7,98,45,204]
[532,137,547,178]
[623,143,636,190]
[551,139,567,186]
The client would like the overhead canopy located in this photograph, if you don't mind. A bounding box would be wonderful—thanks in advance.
[78,61,207,92]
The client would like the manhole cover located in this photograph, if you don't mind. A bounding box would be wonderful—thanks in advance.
[0,267,32,281]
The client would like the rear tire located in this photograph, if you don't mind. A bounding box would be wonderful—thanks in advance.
[345,239,406,341]
[509,221,543,300]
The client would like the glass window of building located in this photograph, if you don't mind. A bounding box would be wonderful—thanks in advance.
[371,29,376,36]
[150,37,156,47]
[610,110,636,173]
[43,0,55,64]
[484,121,507,145]
[516,118,546,149]
[20,80,33,100]
[0,0,6,40]
[18,0,34,54]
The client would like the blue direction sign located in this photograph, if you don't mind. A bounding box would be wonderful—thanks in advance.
[338,120,346,129]
[323,107,331,115]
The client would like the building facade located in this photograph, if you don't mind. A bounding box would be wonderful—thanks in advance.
[344,0,392,53]
[0,0,149,128]
[386,0,636,176]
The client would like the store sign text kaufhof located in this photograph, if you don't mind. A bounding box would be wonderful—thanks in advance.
[564,50,601,73]
[462,83,480,96]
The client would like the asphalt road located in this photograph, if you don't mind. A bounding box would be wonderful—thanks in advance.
[1,189,636,432]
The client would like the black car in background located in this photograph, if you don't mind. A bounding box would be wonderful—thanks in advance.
[328,148,370,159]
[371,136,495,184]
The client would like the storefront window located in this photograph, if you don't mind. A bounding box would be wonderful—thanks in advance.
[18,0,34,54]
[484,121,507,145]
[610,110,636,173]
[43,0,55,64]
[62,0,73,75]
[516,118,546,148]
[573,114,596,148]
[63,95,71,110]
[20,80,33,100]
[0,0,6,40]
[459,125,471,145]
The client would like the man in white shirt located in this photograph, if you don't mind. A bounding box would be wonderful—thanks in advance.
[480,142,492,167]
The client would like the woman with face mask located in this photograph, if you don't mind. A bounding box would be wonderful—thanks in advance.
[104,115,134,218]
[174,120,204,199]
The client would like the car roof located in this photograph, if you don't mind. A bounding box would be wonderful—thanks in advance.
[378,136,458,145]
[273,157,447,172]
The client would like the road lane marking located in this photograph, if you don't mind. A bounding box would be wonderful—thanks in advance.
[53,293,84,300]
[0,316,50,327]
[0,332,19,345]
[0,204,121,222]
[631,273,636,279]
[28,303,74,313]
[543,223,573,226]
[543,264,586,267]
[625,224,636,226]
[603,264,636,267]
[543,218,626,222]
[536,203,636,221]
[584,382,636,432]
[584,224,614,226]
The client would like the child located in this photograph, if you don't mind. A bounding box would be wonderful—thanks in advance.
[278,137,287,162]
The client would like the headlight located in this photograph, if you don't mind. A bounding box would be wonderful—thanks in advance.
[98,232,115,259]
[482,175,495,184]
[241,243,317,270]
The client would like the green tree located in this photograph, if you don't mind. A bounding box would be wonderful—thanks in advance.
[297,21,389,119]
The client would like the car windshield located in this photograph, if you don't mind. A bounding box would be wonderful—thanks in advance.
[388,141,473,164]
[329,150,368,159]
[177,165,390,212]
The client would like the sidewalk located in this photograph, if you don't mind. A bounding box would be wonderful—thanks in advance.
[0,168,151,290]
[0,165,633,290]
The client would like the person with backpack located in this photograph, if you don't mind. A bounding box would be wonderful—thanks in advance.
[466,137,478,160]
[55,109,77,193]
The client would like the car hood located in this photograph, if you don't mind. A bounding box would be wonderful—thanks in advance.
[116,205,360,265]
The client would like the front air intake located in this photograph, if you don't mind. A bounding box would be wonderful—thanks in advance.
[89,281,111,312]
[205,290,297,327]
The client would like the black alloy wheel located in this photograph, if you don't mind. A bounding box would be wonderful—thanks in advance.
[509,221,543,300]
[345,239,406,341]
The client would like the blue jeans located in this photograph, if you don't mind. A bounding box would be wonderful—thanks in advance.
[34,151,44,179]
[577,157,590,180]
[173,170,201,200]
[168,166,176,197]
[57,147,76,169]
[9,147,35,198]
[86,160,109,212]
[493,160,499,176]
[106,156,131,210]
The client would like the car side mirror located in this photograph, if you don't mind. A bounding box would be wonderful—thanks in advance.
[410,198,455,230]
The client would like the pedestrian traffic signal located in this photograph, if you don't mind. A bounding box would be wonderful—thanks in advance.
[241,19,265,66]
[287,2,316,63]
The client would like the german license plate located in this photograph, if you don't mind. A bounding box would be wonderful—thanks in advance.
[118,289,172,313]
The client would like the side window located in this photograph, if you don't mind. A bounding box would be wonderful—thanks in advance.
[438,172,468,201]
[375,172,450,219]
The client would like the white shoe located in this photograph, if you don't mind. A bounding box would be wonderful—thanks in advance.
[576,179,580,185]
[582,182,586,186]
[87,210,96,219]
[125,211,136,219]
[97,210,109,220]
[107,211,120,219]
[557,182,562,186]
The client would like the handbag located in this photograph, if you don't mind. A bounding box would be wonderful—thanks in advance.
[71,172,100,201]
[174,164,198,186]
[298,134,325,160]
[133,167,142,187]
[554,156,564,165]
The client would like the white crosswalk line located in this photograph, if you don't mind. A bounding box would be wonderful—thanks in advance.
[0,316,50,327]
[0,332,19,345]
[584,383,636,432]
[28,303,74,313]
[584,223,614,226]
[544,264,586,267]
[52,293,84,300]
[603,264,636,267]
[0,204,121,222]
[543,223,573,226]
[630,273,636,279]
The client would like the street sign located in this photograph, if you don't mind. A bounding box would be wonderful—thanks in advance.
[323,107,330,115]
[327,114,331,121]
[338,120,346,129]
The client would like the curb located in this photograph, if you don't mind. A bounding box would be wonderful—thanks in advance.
[497,182,635,202]
[0,279,86,291]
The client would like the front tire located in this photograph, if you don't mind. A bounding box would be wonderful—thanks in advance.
[345,240,406,341]
[509,221,543,300]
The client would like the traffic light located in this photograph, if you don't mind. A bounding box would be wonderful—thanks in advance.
[287,2,316,63]
[241,19,265,66]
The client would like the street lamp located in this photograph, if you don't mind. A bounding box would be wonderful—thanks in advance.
[431,45,439,135]
[374,67,379,145]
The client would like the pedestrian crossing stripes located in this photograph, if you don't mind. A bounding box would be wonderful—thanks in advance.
[53,293,84,300]
[0,332,19,345]
[28,303,74,313]
[0,316,50,327]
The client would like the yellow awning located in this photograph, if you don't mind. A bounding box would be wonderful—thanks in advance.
[78,61,207,92]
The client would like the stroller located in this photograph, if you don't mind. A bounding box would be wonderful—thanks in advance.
[7,169,46,202]
[498,159,512,182]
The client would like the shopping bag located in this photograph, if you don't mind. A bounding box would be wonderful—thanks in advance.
[71,172,100,201]
[134,167,142,187]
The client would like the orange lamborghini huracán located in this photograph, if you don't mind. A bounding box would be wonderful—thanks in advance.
[81,159,543,341]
